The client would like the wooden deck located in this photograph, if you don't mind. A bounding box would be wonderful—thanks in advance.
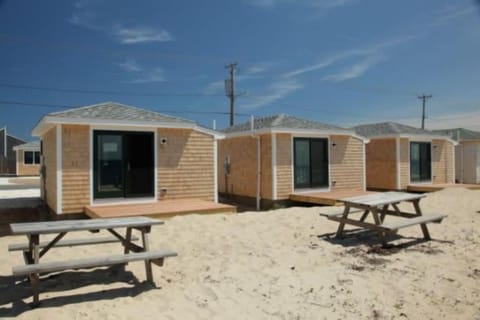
[289,190,379,206]
[85,199,236,219]
[407,183,480,192]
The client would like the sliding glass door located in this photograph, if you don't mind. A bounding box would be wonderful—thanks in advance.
[94,131,154,199]
[294,138,329,189]
[410,142,431,183]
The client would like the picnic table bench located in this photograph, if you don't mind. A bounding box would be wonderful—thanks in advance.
[8,216,177,306]
[320,191,447,244]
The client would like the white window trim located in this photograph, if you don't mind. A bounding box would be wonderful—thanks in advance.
[451,142,456,184]
[92,197,157,207]
[89,125,158,206]
[396,138,401,190]
[23,150,41,166]
[408,140,433,185]
[271,133,277,200]
[213,139,218,203]
[362,141,366,191]
[56,125,63,214]
[290,134,331,193]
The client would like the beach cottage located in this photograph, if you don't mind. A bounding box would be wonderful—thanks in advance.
[353,122,457,191]
[218,114,369,208]
[433,128,480,184]
[32,102,223,215]
[0,126,26,175]
[13,141,41,176]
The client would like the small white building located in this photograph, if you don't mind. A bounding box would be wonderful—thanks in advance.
[434,128,480,184]
[13,141,41,176]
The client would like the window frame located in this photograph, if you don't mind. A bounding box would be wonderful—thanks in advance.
[409,141,432,183]
[23,150,41,165]
[293,137,329,190]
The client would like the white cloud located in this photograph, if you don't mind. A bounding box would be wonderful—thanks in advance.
[130,68,165,83]
[68,3,173,45]
[283,53,351,78]
[244,0,354,8]
[117,58,142,72]
[115,59,166,83]
[283,34,420,81]
[244,63,274,75]
[204,80,225,95]
[241,79,303,109]
[113,25,173,44]
[397,110,480,131]
[322,53,385,82]
[68,11,100,30]
[431,3,478,26]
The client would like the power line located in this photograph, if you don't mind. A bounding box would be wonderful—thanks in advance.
[0,33,235,65]
[0,83,225,97]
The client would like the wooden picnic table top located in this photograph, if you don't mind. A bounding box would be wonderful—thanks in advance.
[9,216,164,235]
[340,191,426,207]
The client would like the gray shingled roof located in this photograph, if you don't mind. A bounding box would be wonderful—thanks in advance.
[49,102,195,125]
[14,141,40,149]
[432,128,480,141]
[222,114,351,134]
[353,122,446,138]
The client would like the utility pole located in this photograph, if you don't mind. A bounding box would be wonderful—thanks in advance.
[418,94,432,129]
[225,62,238,127]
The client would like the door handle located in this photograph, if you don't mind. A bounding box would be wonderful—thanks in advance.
[127,162,131,171]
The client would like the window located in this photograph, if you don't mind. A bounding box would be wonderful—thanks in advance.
[294,138,329,189]
[410,142,431,182]
[24,151,41,165]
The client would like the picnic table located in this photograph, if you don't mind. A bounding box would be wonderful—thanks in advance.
[320,191,447,244]
[8,216,177,306]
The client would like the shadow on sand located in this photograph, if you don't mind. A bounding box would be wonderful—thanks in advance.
[316,228,454,253]
[0,265,158,316]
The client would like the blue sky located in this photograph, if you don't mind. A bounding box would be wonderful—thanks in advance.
[1,0,479,141]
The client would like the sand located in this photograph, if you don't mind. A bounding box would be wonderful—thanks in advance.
[0,188,479,319]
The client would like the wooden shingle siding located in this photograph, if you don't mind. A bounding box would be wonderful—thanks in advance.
[330,135,365,191]
[158,129,214,201]
[42,127,57,212]
[16,150,40,176]
[276,133,293,199]
[399,138,410,189]
[62,125,90,214]
[218,136,258,198]
[260,134,273,200]
[432,139,454,184]
[446,141,455,183]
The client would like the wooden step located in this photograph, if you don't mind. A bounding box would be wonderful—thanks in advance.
[12,250,177,276]
[381,213,447,231]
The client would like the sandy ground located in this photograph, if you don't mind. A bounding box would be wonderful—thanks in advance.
[0,177,41,209]
[0,188,479,319]
[0,177,40,201]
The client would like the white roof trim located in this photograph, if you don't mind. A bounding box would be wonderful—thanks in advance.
[193,126,225,139]
[13,145,40,151]
[224,127,369,142]
[32,116,222,138]
[366,134,458,145]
